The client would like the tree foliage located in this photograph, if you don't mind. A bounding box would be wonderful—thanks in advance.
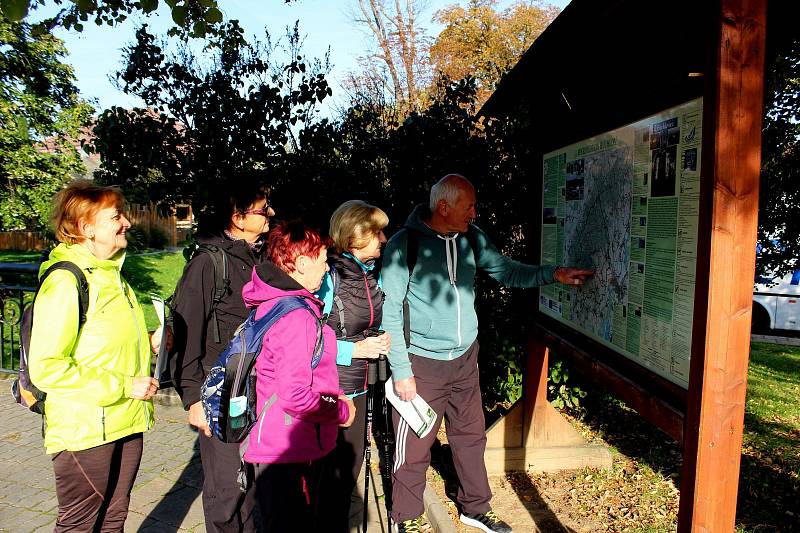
[256,78,540,405]
[431,0,558,107]
[92,21,332,211]
[0,14,92,230]
[0,0,269,37]
[755,0,800,279]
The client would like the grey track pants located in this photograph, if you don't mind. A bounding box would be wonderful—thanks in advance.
[390,341,492,523]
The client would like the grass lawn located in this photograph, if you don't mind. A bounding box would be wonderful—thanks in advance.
[737,342,800,531]
[122,251,185,330]
[470,341,800,533]
[0,250,44,263]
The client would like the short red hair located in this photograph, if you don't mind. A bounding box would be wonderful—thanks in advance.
[51,179,125,244]
[267,220,330,274]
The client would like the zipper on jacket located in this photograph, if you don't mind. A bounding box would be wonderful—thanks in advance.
[120,274,144,378]
[315,423,322,450]
[441,236,463,358]
[257,393,278,445]
[362,271,375,328]
[101,406,106,441]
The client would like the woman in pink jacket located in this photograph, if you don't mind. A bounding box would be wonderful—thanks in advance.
[241,220,356,532]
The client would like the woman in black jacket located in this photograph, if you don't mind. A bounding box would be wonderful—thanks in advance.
[317,200,391,531]
[170,180,274,533]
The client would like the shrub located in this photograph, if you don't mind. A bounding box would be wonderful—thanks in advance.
[548,359,587,417]
[126,224,149,252]
[148,225,170,249]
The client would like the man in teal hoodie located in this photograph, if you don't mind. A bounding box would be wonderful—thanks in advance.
[382,174,591,533]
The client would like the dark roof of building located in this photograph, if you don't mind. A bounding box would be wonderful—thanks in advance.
[479,0,708,151]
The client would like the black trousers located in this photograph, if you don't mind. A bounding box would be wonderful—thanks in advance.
[52,433,143,533]
[198,431,257,533]
[391,341,492,523]
[253,455,332,533]
[327,392,368,532]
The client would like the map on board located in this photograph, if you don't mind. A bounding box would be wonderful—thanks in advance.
[539,98,703,388]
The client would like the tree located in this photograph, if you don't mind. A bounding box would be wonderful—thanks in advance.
[91,21,332,213]
[0,14,92,230]
[755,0,800,279]
[345,0,432,112]
[0,0,235,37]
[430,0,558,107]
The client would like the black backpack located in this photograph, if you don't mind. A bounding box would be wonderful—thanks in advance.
[12,261,89,414]
[175,242,231,344]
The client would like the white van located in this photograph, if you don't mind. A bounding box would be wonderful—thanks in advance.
[752,270,800,332]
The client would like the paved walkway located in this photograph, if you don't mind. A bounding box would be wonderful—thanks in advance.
[0,381,389,532]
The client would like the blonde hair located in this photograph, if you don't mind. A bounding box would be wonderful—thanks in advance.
[51,180,125,244]
[329,200,389,253]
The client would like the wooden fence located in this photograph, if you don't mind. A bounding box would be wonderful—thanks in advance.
[127,203,178,248]
[0,203,178,251]
[0,232,52,251]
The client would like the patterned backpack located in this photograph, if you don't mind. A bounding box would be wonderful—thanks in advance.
[200,296,324,443]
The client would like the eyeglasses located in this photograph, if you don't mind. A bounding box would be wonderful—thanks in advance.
[243,203,272,217]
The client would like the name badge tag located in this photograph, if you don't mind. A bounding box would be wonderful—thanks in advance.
[229,396,247,418]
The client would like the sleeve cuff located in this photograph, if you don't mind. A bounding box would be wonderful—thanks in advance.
[180,389,201,411]
[336,340,354,366]
[338,399,351,424]
[123,376,134,399]
[544,264,558,284]
[391,364,414,381]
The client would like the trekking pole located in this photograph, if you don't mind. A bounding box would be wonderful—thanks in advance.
[363,358,378,533]
[377,353,393,530]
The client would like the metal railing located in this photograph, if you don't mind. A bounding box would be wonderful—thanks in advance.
[0,263,40,373]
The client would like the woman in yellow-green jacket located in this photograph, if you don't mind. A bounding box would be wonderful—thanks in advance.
[28,180,161,533]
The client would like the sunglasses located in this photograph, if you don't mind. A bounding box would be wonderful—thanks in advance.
[242,203,272,217]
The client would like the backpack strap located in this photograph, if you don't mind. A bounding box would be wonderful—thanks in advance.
[15,261,89,418]
[247,297,325,369]
[402,227,479,348]
[463,226,479,263]
[328,264,348,338]
[402,229,418,348]
[39,261,90,325]
[193,244,231,344]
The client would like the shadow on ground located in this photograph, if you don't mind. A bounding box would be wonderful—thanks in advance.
[140,438,203,532]
[430,439,577,532]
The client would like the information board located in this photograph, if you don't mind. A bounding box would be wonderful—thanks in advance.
[539,98,703,388]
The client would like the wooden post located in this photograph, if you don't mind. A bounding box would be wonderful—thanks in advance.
[484,331,611,473]
[678,0,767,530]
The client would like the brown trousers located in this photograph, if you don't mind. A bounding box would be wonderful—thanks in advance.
[391,341,492,523]
[52,433,143,533]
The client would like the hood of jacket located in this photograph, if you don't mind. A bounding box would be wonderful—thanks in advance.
[39,241,127,276]
[403,204,440,237]
[243,261,324,311]
[196,232,260,267]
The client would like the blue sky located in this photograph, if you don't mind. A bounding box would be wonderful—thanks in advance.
[47,0,570,116]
